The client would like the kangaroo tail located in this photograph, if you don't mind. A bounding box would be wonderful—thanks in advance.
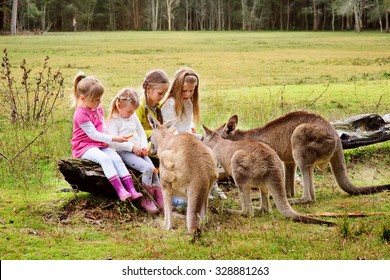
[330,143,390,195]
[269,181,335,226]
[291,214,335,226]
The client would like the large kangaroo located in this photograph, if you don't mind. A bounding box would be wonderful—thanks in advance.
[202,125,334,226]
[216,111,390,204]
[148,115,218,235]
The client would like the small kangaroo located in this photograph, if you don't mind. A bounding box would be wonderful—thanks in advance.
[148,114,218,235]
[216,111,390,204]
[202,125,334,226]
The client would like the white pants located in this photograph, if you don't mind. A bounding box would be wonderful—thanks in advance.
[118,151,160,187]
[81,147,129,179]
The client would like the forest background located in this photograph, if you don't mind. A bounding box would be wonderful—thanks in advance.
[3,0,390,34]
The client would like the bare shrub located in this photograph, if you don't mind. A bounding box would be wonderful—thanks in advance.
[1,48,64,126]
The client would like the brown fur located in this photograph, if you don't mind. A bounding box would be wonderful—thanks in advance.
[202,125,334,226]
[148,115,218,234]
[216,111,390,204]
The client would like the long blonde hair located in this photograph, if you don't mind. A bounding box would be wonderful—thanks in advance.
[163,67,200,123]
[142,69,169,124]
[72,71,104,108]
[108,88,140,119]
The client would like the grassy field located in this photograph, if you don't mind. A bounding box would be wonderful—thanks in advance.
[0,31,389,260]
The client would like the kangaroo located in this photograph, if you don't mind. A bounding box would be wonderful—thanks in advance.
[202,125,334,226]
[216,111,390,204]
[147,114,218,235]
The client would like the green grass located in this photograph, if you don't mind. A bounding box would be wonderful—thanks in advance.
[0,31,389,260]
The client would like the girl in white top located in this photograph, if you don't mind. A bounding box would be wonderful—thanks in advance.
[106,88,163,214]
[161,67,227,201]
[160,67,200,137]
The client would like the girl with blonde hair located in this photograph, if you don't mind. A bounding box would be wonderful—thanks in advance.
[136,69,169,138]
[161,67,227,202]
[161,67,200,136]
[107,88,163,214]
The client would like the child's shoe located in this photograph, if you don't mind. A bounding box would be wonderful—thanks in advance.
[109,176,132,201]
[172,196,187,211]
[209,182,227,200]
[121,175,143,201]
[154,187,164,210]
[115,187,132,201]
[140,198,159,214]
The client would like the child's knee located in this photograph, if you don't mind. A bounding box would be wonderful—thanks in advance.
[146,162,155,173]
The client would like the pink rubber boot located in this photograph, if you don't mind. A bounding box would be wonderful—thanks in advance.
[140,197,159,214]
[140,186,159,214]
[109,176,132,201]
[121,175,143,201]
[154,187,164,210]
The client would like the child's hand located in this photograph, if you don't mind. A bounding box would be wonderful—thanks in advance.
[141,148,148,156]
[112,136,128,143]
[132,145,143,156]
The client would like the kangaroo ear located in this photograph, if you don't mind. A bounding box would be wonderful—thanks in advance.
[147,114,160,129]
[202,125,213,136]
[226,115,238,134]
[163,118,176,130]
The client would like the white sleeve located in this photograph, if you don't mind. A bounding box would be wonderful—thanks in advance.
[106,119,134,152]
[79,121,112,144]
[161,99,178,132]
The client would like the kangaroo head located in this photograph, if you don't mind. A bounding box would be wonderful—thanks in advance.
[201,125,220,148]
[147,114,175,155]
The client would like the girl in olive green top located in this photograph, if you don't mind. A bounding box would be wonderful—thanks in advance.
[136,69,169,138]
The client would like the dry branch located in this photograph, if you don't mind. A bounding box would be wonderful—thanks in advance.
[307,212,390,218]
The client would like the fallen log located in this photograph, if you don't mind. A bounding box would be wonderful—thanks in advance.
[58,158,124,198]
[58,158,230,198]
[332,113,390,149]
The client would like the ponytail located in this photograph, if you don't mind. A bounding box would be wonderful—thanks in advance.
[108,88,140,119]
[71,71,103,108]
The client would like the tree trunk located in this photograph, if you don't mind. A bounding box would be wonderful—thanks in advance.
[11,0,18,35]
[185,0,189,30]
[322,3,326,30]
[286,0,290,31]
[354,9,361,32]
[375,0,383,32]
[41,3,46,31]
[132,0,139,30]
[331,1,335,31]
[313,0,318,31]
[279,0,283,31]
[166,0,173,31]
[151,0,159,31]
[241,0,247,30]
[331,113,390,149]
